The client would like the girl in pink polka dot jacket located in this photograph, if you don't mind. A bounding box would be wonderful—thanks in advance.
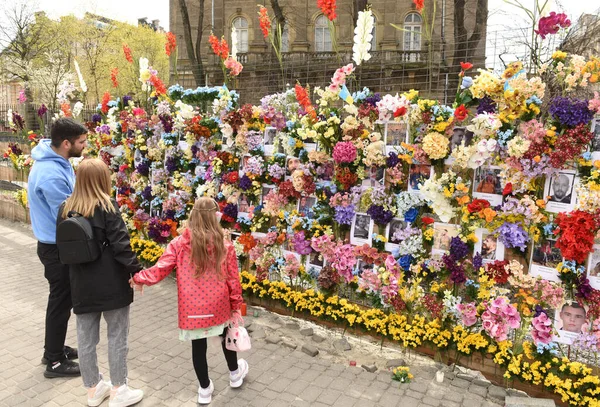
[131,197,248,404]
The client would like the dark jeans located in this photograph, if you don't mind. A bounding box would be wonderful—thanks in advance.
[192,328,238,388]
[37,242,73,363]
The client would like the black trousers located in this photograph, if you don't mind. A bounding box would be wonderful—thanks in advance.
[192,329,238,388]
[37,242,73,362]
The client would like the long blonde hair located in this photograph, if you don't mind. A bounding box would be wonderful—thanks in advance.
[188,197,226,279]
[62,158,115,218]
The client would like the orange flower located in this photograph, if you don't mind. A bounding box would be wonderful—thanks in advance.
[413,0,424,12]
[208,33,229,60]
[110,67,119,88]
[165,32,177,56]
[480,207,497,223]
[294,83,316,120]
[122,43,133,63]
[257,5,271,38]
[457,195,470,205]
[149,75,167,96]
[101,92,111,114]
[238,232,257,253]
[60,102,72,117]
[317,0,337,21]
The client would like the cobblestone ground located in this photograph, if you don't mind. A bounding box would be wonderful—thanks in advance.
[0,219,512,407]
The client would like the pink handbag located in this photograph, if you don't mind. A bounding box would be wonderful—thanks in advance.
[225,324,251,352]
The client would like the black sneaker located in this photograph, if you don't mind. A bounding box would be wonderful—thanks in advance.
[44,359,81,378]
[41,346,78,365]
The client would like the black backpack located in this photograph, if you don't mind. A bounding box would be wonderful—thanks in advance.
[56,211,105,265]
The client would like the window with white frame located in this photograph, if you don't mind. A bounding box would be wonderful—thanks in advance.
[233,17,249,53]
[403,13,422,52]
[314,15,332,52]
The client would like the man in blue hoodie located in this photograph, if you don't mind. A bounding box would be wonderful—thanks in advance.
[28,118,88,378]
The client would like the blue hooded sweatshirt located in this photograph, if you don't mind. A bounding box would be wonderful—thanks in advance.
[28,139,75,244]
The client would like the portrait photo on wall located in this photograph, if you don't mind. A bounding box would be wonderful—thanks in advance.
[587,244,600,290]
[238,194,251,214]
[263,126,277,155]
[472,166,503,206]
[385,218,407,251]
[350,213,373,246]
[474,228,505,263]
[529,239,562,282]
[362,166,385,188]
[354,260,374,277]
[239,154,251,174]
[407,164,432,193]
[553,301,589,345]
[308,251,325,268]
[285,156,300,177]
[591,118,600,159]
[260,184,276,205]
[385,121,408,148]
[297,195,317,218]
[544,170,578,213]
[432,223,460,257]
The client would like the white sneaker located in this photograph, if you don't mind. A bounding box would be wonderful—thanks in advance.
[198,380,214,404]
[108,382,144,407]
[229,359,249,388]
[87,374,112,407]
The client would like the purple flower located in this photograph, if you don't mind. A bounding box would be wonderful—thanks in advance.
[291,231,312,255]
[387,152,400,168]
[141,186,154,202]
[364,93,381,107]
[223,203,238,221]
[123,95,133,105]
[159,113,173,133]
[366,205,393,226]
[334,204,355,225]
[443,254,466,284]
[136,161,150,177]
[477,96,496,114]
[239,175,252,191]
[164,156,178,173]
[12,112,24,131]
[37,104,47,118]
[91,113,102,123]
[548,97,594,128]
[450,237,469,260]
[472,253,482,270]
[576,274,593,301]
[497,222,529,251]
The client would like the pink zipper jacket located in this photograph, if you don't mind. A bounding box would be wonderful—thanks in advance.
[133,228,243,330]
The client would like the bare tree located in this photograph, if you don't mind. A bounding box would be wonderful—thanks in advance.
[78,19,116,103]
[178,0,205,86]
[452,0,488,72]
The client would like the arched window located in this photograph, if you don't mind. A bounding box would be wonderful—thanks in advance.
[233,17,249,53]
[315,15,332,52]
[403,13,422,51]
[371,15,377,51]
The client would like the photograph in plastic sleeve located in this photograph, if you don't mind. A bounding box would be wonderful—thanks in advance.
[285,156,300,177]
[305,252,325,278]
[529,239,562,282]
[385,218,407,252]
[432,223,460,257]
[237,194,251,215]
[260,184,276,205]
[263,126,276,156]
[239,155,251,175]
[544,170,578,213]
[591,118,600,160]
[384,121,408,153]
[474,228,505,264]
[553,301,589,345]
[362,166,385,188]
[472,166,503,206]
[407,164,432,194]
[587,244,600,290]
[297,195,317,219]
[350,213,373,246]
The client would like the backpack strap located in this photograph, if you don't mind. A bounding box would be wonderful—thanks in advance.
[67,211,83,218]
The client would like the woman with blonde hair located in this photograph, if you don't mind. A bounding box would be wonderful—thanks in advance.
[57,158,143,407]
[131,197,247,405]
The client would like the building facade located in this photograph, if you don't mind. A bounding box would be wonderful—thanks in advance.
[170,0,487,103]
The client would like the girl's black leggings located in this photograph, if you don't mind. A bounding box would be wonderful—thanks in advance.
[191,328,238,388]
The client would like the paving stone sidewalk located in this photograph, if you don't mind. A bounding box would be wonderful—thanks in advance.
[0,219,515,407]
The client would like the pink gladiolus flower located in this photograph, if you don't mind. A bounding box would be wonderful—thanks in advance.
[535,12,570,39]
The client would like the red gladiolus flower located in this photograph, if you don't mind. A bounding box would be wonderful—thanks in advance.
[535,12,571,39]
[555,210,598,264]
[460,61,473,71]
[502,183,513,196]
[294,83,317,120]
[467,199,490,214]
[317,0,337,21]
[165,32,177,56]
[101,92,111,114]
[122,43,133,63]
[454,105,468,121]
[149,75,167,96]
[209,34,229,60]
[110,67,119,88]
[393,106,407,117]
[258,6,271,38]
[413,0,424,12]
